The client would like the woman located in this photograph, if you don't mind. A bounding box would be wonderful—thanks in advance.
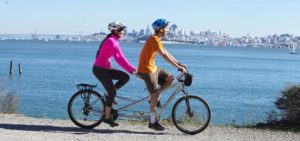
[93,21,136,127]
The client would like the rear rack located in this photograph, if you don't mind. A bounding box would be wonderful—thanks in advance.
[76,83,97,91]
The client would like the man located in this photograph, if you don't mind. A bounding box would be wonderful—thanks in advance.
[137,19,187,131]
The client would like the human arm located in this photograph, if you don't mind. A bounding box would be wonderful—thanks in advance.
[167,52,186,68]
[113,45,136,75]
[157,47,187,73]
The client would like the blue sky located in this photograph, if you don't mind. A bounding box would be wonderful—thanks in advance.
[0,0,299,37]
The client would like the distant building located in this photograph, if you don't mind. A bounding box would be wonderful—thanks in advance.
[56,35,60,40]
[190,30,195,36]
[139,29,145,37]
[178,29,185,36]
[146,25,152,37]
[124,29,128,36]
[169,24,178,35]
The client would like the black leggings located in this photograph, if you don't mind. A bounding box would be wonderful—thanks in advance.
[93,66,129,107]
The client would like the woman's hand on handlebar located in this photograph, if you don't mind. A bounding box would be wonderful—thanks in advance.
[130,69,137,76]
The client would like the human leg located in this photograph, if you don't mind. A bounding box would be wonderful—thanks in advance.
[109,69,130,90]
[93,66,118,127]
[138,71,165,131]
[157,68,173,92]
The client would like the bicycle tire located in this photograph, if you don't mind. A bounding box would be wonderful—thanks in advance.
[172,95,211,135]
[68,89,105,128]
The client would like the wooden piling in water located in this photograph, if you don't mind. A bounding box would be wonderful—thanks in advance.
[18,63,22,75]
[9,60,13,74]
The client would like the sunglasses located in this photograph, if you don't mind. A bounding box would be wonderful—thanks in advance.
[117,27,126,32]
[117,30,124,33]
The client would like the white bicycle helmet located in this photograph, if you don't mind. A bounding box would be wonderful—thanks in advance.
[108,21,127,32]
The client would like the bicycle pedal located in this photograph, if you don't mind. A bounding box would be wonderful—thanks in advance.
[113,101,118,105]
[156,101,162,108]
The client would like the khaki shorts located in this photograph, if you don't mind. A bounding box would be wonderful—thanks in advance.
[137,68,171,94]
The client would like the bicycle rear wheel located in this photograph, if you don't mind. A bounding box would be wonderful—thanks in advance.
[68,89,105,128]
[172,95,211,135]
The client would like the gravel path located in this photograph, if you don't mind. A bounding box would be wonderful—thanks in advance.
[0,114,299,141]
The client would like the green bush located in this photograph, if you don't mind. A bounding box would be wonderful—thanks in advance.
[0,80,19,113]
[275,84,300,124]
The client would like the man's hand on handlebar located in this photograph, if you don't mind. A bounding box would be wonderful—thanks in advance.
[178,66,187,73]
[179,63,186,69]
[177,62,187,73]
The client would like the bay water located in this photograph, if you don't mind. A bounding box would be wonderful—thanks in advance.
[0,40,299,125]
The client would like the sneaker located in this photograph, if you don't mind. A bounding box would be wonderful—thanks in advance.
[103,118,119,127]
[148,121,165,131]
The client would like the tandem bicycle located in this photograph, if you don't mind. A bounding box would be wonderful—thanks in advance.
[67,70,211,135]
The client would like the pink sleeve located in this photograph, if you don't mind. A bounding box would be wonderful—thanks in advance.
[113,44,136,73]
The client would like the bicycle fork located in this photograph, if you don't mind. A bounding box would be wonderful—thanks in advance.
[183,90,194,117]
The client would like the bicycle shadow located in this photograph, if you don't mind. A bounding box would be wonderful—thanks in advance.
[0,123,166,135]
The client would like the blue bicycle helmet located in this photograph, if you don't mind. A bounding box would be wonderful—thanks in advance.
[152,19,170,31]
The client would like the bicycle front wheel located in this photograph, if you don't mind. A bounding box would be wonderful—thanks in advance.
[172,95,211,135]
[68,89,105,128]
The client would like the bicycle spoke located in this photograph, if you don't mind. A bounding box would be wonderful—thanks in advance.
[89,98,102,107]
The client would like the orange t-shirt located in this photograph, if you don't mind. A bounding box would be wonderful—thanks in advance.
[138,35,164,74]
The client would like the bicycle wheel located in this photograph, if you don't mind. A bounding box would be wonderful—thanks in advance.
[68,89,105,128]
[172,95,211,135]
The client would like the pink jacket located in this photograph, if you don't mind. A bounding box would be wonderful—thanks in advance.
[94,34,136,73]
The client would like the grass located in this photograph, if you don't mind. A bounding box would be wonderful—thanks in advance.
[220,112,300,132]
[234,122,300,132]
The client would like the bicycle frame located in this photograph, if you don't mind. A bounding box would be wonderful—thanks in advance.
[105,72,187,118]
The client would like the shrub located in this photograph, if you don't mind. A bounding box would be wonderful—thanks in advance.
[275,84,300,124]
[0,80,19,113]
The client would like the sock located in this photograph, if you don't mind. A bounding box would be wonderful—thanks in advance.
[150,112,156,124]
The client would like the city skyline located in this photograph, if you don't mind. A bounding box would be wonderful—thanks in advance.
[1,0,300,37]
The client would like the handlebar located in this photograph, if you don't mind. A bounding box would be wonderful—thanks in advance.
[177,69,187,81]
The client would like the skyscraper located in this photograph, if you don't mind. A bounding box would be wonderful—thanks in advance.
[169,24,178,35]
[146,25,152,37]
[139,29,145,37]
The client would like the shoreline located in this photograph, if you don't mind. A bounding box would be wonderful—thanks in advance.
[0,114,299,141]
